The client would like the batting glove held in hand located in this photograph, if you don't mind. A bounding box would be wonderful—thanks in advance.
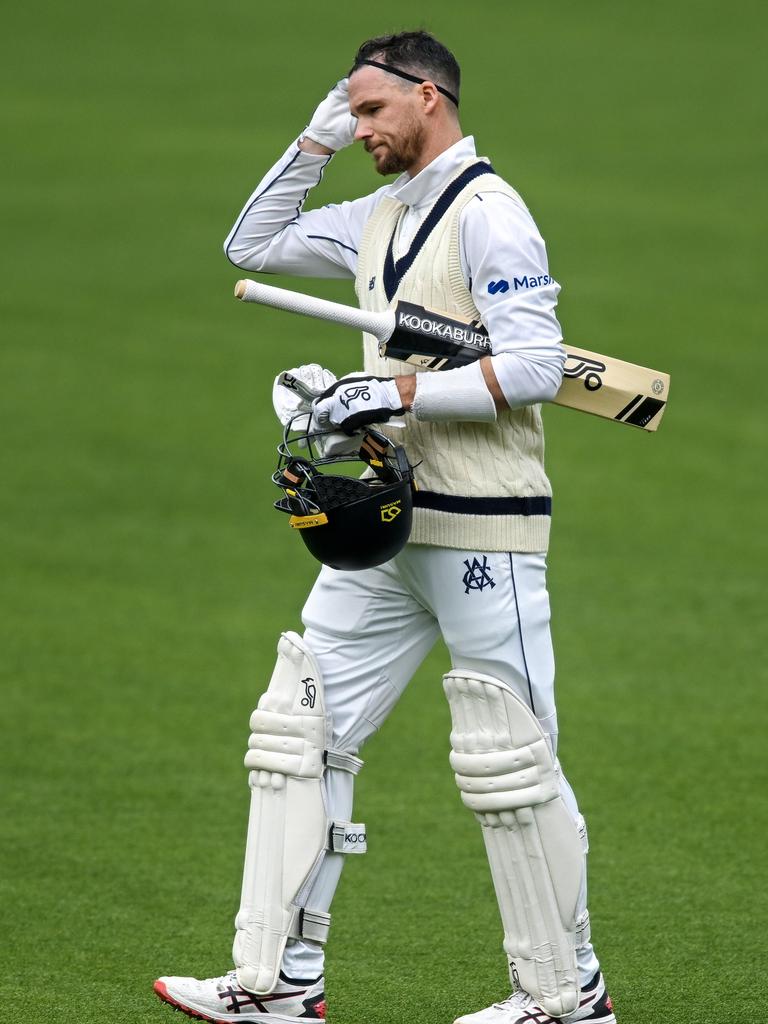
[272,363,337,427]
[311,375,405,434]
[302,79,357,151]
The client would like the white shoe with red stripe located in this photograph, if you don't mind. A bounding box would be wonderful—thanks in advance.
[153,969,326,1023]
[454,972,616,1024]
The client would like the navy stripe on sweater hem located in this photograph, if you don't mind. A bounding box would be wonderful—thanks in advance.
[413,492,551,516]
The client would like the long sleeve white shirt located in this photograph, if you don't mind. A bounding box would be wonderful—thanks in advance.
[224,137,565,407]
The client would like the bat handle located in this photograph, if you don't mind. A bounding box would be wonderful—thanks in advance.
[275,370,324,402]
[235,279,393,341]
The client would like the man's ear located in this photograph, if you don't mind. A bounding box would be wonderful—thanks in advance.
[420,81,441,113]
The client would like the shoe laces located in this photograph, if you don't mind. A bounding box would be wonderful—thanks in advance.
[493,991,533,1011]
[213,970,240,990]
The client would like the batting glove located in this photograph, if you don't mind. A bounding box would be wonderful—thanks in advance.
[272,363,337,427]
[311,375,405,435]
[273,365,364,457]
[302,79,357,152]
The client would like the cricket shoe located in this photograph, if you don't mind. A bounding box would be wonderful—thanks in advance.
[453,971,615,1024]
[154,969,326,1023]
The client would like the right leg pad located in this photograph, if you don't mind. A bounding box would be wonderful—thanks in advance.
[233,632,365,994]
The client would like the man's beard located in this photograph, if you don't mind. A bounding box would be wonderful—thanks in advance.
[370,116,426,175]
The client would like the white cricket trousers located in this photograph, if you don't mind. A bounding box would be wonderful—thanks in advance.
[279,543,600,985]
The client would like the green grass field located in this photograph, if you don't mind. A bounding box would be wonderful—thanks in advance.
[2,2,766,1022]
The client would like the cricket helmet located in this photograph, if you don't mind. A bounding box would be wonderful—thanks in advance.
[273,422,415,571]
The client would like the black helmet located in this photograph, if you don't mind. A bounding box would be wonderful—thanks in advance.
[273,422,415,571]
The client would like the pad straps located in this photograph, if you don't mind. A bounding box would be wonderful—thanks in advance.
[324,748,364,774]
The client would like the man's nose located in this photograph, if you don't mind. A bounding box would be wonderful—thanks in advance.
[354,121,372,141]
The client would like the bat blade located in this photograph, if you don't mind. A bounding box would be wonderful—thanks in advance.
[559,346,669,431]
[382,303,669,431]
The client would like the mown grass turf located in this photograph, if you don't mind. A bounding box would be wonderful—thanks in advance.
[1,2,766,1022]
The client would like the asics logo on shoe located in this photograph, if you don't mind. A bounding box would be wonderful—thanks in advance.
[218,982,307,1014]
[219,984,262,1012]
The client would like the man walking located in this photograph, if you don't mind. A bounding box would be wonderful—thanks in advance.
[154,30,615,1024]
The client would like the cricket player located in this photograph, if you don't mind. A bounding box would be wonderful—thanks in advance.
[154,30,616,1024]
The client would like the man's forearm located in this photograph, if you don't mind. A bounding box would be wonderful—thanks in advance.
[393,360,497,423]
[224,79,359,275]
[394,357,503,412]
[394,373,417,410]
[480,358,508,409]
[397,352,548,415]
[298,138,334,157]
[223,142,334,272]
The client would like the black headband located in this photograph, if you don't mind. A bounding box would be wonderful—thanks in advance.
[353,58,459,108]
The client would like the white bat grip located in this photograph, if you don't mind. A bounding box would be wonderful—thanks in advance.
[235,279,393,342]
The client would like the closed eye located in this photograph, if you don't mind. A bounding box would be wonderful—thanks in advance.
[352,100,384,117]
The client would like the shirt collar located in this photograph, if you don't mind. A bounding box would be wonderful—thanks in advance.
[388,136,479,209]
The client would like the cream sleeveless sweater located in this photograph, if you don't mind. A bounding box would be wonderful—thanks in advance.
[355,158,552,553]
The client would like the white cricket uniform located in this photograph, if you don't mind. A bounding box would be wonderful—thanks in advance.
[225,137,600,985]
[225,137,564,410]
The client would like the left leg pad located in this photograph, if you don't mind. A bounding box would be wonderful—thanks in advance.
[444,671,589,1018]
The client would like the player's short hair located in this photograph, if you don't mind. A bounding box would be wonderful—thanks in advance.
[350,30,461,108]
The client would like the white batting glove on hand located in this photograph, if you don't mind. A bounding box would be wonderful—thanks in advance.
[272,363,337,427]
[302,79,357,152]
[273,365,363,457]
[311,375,405,435]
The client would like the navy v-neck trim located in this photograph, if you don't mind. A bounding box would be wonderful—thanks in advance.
[382,160,495,301]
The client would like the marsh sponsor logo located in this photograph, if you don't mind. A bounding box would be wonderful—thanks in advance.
[512,273,554,291]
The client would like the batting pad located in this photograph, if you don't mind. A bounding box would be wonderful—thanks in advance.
[444,671,588,1018]
[233,632,364,994]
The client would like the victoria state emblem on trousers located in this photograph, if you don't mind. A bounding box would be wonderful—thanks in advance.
[463,556,496,594]
[380,500,402,523]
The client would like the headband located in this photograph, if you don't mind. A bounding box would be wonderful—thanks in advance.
[353,58,459,108]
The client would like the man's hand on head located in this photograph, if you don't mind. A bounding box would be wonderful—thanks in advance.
[300,79,357,154]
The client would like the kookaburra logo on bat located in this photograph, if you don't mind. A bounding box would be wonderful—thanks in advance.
[397,309,488,347]
[563,353,606,392]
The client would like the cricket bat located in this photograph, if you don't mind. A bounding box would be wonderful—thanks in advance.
[234,279,669,431]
